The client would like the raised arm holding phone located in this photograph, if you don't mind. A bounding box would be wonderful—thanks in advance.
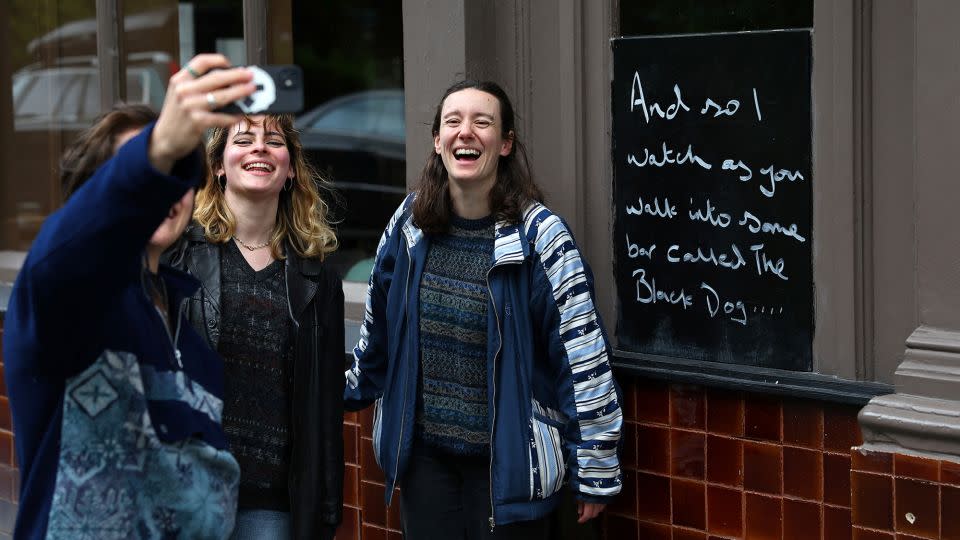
[3,54,256,540]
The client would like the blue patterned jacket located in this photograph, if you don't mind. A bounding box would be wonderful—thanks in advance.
[345,194,622,527]
[3,125,239,540]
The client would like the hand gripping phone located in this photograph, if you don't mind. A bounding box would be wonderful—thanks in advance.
[217,65,304,115]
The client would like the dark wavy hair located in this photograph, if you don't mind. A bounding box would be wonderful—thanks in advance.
[60,104,159,200]
[412,80,543,234]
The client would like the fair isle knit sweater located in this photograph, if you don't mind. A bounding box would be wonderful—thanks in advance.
[416,215,495,456]
[218,242,292,510]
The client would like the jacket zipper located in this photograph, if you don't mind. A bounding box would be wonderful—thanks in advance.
[144,279,187,369]
[172,297,188,368]
[485,265,503,532]
[388,239,415,503]
[283,259,300,332]
[283,258,300,516]
[154,300,187,368]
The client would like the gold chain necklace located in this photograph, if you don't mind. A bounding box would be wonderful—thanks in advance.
[232,235,270,251]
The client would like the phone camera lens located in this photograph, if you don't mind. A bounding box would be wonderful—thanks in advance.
[277,68,299,89]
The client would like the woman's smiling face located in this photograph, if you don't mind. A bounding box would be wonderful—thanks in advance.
[433,88,513,191]
[218,115,293,198]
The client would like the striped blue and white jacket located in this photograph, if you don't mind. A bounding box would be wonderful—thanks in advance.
[345,194,622,527]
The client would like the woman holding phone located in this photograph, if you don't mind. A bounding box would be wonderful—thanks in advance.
[4,54,255,540]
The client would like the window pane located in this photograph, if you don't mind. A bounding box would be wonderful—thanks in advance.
[292,2,405,282]
[55,71,90,123]
[377,94,405,139]
[3,1,97,259]
[81,71,102,121]
[620,0,812,36]
[309,96,384,134]
[0,1,241,292]
[13,72,57,119]
[122,2,180,118]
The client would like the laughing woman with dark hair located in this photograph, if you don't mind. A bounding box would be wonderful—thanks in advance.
[345,80,623,539]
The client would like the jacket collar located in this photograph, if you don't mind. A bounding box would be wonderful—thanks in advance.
[181,223,322,320]
[156,263,202,308]
[184,227,221,314]
[285,248,319,320]
[399,209,532,267]
[492,221,528,265]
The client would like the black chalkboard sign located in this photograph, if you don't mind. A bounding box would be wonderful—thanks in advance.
[612,30,813,371]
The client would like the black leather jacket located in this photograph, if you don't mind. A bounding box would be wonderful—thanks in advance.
[166,225,344,540]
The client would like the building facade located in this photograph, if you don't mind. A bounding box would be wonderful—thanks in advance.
[2,1,959,538]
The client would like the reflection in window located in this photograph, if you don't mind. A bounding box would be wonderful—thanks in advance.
[13,72,58,119]
[307,93,406,141]
[310,98,383,134]
[1,1,406,293]
[2,2,98,255]
[13,69,116,127]
[56,73,86,123]
[12,60,170,130]
[379,95,406,140]
[3,1,182,258]
[0,0,228,276]
[292,2,404,283]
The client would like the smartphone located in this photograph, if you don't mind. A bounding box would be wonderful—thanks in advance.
[216,64,304,115]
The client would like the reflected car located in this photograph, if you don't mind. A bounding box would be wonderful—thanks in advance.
[8,55,170,249]
[295,89,407,277]
[12,55,168,131]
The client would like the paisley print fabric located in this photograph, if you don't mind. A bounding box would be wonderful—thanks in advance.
[47,350,239,540]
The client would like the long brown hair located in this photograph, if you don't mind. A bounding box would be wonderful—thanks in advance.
[59,104,159,200]
[412,80,543,234]
[193,114,338,260]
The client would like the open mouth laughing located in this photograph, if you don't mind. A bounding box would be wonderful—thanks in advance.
[242,160,276,173]
[454,148,481,161]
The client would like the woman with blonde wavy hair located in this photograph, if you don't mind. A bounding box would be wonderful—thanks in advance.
[167,113,344,540]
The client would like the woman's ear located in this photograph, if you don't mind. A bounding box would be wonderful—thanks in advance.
[500,130,514,156]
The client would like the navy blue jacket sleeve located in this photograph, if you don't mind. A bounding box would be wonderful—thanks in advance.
[343,195,410,411]
[5,123,202,376]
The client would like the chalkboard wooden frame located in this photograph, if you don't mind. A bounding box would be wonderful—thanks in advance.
[611,29,815,372]
[611,351,892,405]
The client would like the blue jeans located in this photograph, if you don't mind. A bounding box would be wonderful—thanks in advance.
[229,509,291,540]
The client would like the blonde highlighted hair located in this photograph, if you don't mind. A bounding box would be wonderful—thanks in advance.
[194,114,338,260]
